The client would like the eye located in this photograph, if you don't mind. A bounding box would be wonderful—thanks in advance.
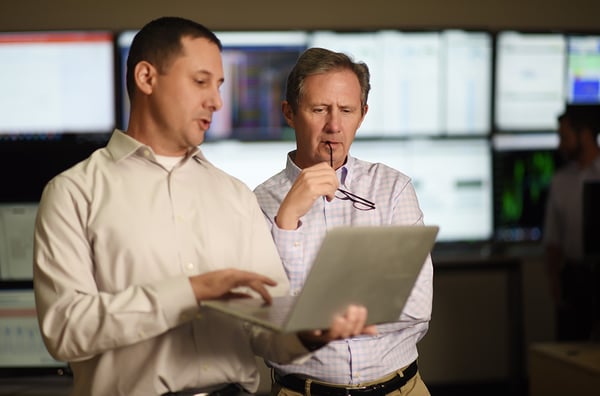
[313,107,325,113]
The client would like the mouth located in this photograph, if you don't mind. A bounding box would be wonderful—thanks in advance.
[198,118,211,131]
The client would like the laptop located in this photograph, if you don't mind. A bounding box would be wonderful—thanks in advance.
[202,225,439,333]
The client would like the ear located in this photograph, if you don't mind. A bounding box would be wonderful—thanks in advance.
[282,101,295,128]
[134,61,157,96]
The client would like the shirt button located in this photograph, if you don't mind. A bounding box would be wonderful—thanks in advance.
[186,262,195,271]
[294,241,301,247]
[144,150,151,157]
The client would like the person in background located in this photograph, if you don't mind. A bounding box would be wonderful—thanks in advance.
[254,47,433,396]
[33,18,374,396]
[543,103,600,341]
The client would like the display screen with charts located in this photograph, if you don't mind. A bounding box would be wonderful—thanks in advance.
[202,225,439,333]
[0,281,69,377]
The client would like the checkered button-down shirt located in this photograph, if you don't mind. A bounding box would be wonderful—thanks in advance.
[254,152,433,385]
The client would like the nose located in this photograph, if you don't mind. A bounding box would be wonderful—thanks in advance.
[207,86,223,112]
[326,109,342,133]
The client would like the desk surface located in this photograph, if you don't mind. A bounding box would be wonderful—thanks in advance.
[530,342,600,375]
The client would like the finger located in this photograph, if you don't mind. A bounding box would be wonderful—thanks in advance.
[330,305,368,338]
[362,325,378,336]
[328,315,352,339]
[348,305,368,335]
[236,271,278,287]
[246,280,274,305]
[222,291,253,300]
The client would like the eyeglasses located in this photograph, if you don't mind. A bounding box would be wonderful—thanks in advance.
[327,142,376,211]
[335,188,376,211]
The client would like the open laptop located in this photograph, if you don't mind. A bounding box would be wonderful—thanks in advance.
[202,225,439,333]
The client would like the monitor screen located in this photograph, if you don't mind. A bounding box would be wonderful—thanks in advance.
[0,31,115,137]
[567,35,600,104]
[117,30,307,140]
[0,203,38,280]
[309,30,492,137]
[212,31,308,141]
[204,138,493,243]
[492,134,560,242]
[200,140,296,189]
[351,138,493,242]
[495,31,567,131]
[442,30,492,135]
[0,281,69,377]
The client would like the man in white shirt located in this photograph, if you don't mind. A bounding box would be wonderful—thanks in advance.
[33,17,374,396]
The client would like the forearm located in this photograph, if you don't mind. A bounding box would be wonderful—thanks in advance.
[35,273,197,362]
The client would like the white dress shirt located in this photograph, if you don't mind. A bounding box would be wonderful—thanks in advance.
[34,130,309,396]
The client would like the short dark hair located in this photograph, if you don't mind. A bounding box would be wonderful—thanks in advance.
[285,47,370,114]
[126,16,222,102]
[562,104,600,138]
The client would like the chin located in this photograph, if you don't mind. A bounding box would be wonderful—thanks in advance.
[193,132,206,146]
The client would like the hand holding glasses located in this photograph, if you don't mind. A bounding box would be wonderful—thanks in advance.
[327,142,376,211]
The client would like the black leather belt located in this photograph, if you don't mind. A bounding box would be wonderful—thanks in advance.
[274,361,418,396]
[161,383,244,396]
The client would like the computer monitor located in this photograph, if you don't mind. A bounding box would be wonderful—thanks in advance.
[204,137,493,243]
[0,136,105,203]
[200,140,296,190]
[0,31,115,138]
[350,138,494,243]
[494,31,567,132]
[0,281,69,377]
[0,203,38,280]
[309,30,492,137]
[117,30,307,141]
[492,134,561,242]
[442,30,492,136]
[566,35,600,104]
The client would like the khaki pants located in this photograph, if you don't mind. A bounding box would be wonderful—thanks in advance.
[271,370,430,396]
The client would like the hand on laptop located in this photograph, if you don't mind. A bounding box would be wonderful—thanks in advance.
[297,304,377,350]
[189,269,277,304]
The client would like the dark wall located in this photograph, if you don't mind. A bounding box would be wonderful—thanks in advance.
[1,0,598,32]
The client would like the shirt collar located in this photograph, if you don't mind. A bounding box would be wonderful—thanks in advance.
[284,149,356,187]
[107,129,204,163]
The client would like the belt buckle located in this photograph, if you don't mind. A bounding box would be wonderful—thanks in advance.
[345,385,370,396]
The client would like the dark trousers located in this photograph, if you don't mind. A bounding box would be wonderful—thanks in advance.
[556,263,599,341]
